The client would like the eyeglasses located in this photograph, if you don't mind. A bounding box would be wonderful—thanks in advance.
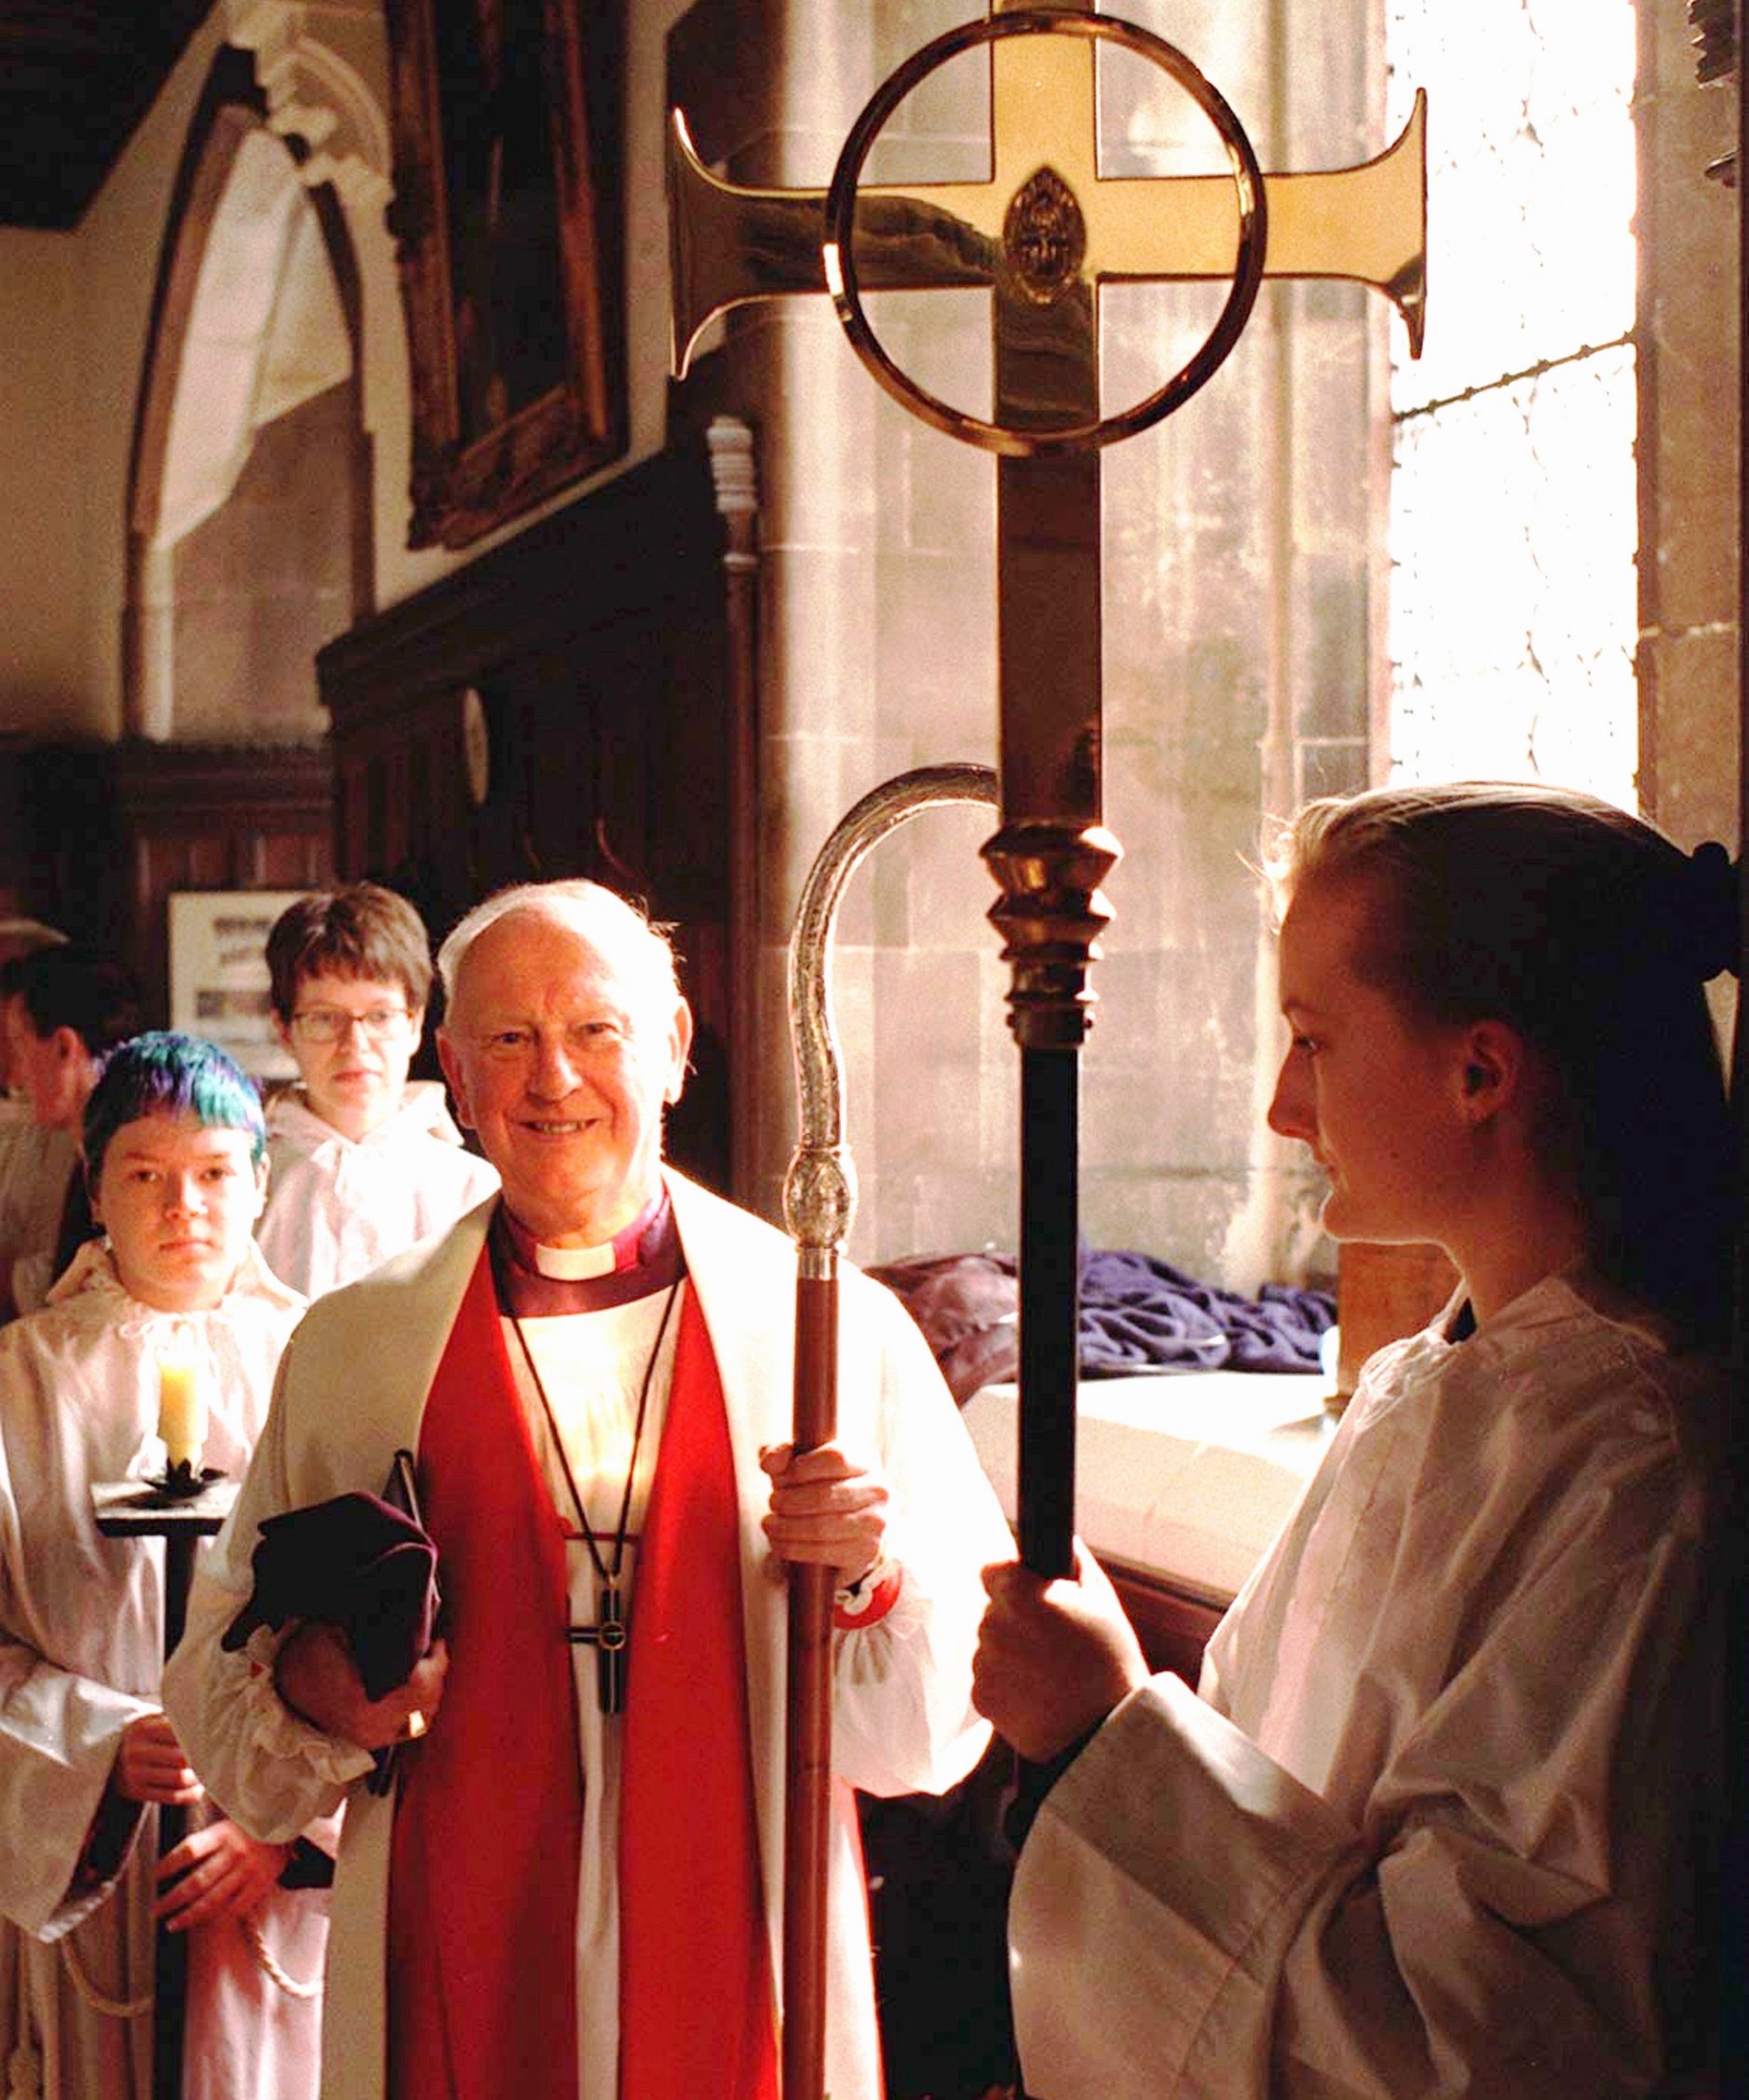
[290,1007,414,1044]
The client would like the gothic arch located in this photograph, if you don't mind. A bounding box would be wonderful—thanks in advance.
[123,42,374,742]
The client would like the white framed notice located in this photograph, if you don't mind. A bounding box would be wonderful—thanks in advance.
[168,892,306,1081]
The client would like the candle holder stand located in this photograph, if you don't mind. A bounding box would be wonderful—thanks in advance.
[92,1471,239,2100]
[143,1462,225,1503]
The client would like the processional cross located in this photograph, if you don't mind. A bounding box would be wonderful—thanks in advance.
[667,10,1426,2095]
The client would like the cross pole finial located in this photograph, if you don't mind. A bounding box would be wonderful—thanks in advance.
[671,25,1426,387]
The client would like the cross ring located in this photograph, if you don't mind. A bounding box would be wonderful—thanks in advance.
[822,9,1269,457]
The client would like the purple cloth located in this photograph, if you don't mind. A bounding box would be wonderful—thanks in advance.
[873,1246,1333,1385]
[866,1253,1020,1403]
[1076,1248,1334,1376]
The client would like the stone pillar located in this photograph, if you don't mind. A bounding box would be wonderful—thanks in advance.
[1635,1,1741,853]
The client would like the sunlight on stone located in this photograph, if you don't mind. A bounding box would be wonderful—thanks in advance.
[1385,0,1637,806]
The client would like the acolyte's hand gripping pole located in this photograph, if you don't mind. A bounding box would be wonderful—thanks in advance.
[781,765,998,2100]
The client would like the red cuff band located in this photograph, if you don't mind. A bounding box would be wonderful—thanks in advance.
[833,1563,902,1632]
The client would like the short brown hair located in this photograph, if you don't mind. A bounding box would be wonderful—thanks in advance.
[266,884,433,1023]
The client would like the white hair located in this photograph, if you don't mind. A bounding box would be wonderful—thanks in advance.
[436,880,681,1017]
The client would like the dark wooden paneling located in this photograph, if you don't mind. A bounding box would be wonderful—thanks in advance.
[0,0,214,229]
[319,440,735,1192]
[112,743,333,1023]
[10,744,125,947]
[0,733,41,918]
[12,740,333,1024]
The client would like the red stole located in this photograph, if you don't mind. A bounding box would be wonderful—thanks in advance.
[386,1250,778,2100]
[621,1286,779,2100]
[387,1252,581,2099]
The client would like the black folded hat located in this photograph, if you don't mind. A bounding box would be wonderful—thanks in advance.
[221,1487,441,1702]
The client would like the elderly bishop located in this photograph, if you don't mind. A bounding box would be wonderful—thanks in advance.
[166,879,1011,2100]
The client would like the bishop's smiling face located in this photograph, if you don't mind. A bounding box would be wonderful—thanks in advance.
[437,907,692,1248]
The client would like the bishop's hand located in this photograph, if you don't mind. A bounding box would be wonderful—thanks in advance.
[274,1621,450,1752]
[972,1541,1150,1764]
[759,1440,888,1585]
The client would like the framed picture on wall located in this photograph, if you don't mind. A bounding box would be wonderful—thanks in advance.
[383,0,628,549]
[168,892,307,1082]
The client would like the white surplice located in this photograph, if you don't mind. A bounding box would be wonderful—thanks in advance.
[1010,1273,1720,2100]
[163,1171,1014,2100]
[0,1241,329,2100]
[255,1081,499,1301]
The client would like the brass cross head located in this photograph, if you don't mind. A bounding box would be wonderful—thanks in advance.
[671,7,1426,456]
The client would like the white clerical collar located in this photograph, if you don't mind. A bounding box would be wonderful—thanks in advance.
[492,1192,681,1313]
[532,1239,618,1280]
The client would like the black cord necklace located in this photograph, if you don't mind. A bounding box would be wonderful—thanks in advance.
[504,1280,681,1715]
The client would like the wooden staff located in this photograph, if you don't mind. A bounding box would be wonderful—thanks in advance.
[781,765,997,2100]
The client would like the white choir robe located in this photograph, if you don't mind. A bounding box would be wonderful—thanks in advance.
[255,1080,500,1301]
[1010,1273,1720,2100]
[164,1170,1014,2100]
[0,1241,331,2100]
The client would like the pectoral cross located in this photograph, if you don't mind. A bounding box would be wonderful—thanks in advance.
[568,1571,630,1715]
[668,14,1425,2095]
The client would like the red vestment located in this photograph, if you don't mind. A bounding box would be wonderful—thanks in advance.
[386,1253,778,2100]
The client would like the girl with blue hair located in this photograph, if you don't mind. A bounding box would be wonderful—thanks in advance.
[0,1032,327,2098]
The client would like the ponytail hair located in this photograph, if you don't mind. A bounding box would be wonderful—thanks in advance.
[1267,781,1739,1338]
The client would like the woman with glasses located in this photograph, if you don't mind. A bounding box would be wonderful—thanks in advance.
[255,885,498,1299]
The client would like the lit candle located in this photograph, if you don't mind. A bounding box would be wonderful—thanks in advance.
[158,1354,206,1474]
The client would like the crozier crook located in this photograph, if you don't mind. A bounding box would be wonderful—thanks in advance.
[780,764,998,2100]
